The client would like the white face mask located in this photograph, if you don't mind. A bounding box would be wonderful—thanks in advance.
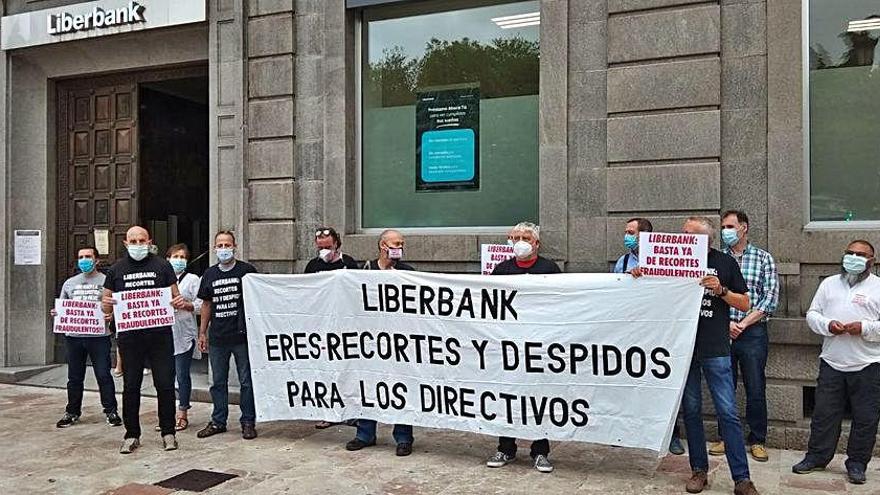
[319,249,335,263]
[127,244,149,261]
[513,240,533,259]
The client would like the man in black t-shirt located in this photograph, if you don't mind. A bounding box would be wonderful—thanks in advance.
[346,229,415,456]
[305,226,359,273]
[196,230,259,440]
[674,217,759,495]
[487,221,560,474]
[102,226,187,454]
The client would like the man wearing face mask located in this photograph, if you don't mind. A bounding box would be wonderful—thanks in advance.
[54,246,121,429]
[487,221,560,473]
[709,210,779,462]
[196,230,259,440]
[102,226,187,454]
[305,227,359,273]
[613,217,653,274]
[346,229,415,456]
[793,240,880,485]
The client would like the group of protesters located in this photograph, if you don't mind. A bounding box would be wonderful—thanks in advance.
[53,211,880,495]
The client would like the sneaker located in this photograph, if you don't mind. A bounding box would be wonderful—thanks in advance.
[847,464,867,485]
[345,438,376,451]
[196,422,227,439]
[734,479,760,495]
[396,442,413,457]
[56,412,80,428]
[792,458,826,474]
[669,437,685,455]
[686,470,708,493]
[534,454,554,473]
[162,434,178,451]
[749,444,769,462]
[708,441,725,456]
[486,451,515,468]
[119,438,140,454]
[106,412,122,427]
[241,423,257,440]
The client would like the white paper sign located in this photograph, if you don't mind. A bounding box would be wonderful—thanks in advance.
[53,299,106,335]
[480,243,514,275]
[638,232,708,279]
[94,229,110,255]
[14,230,41,265]
[244,271,704,452]
[112,286,175,332]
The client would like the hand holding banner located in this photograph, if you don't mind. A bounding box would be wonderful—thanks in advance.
[112,286,175,332]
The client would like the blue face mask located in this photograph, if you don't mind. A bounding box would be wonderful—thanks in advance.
[216,247,235,263]
[624,233,638,251]
[843,254,869,275]
[169,258,187,273]
[78,258,95,274]
[721,228,740,247]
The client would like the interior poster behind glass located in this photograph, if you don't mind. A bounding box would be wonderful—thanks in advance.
[415,86,480,191]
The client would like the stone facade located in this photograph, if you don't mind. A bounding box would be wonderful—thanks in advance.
[1,0,878,452]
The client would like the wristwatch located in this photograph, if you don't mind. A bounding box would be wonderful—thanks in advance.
[718,286,729,297]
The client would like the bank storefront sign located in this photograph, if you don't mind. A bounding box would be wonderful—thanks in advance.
[1,0,206,50]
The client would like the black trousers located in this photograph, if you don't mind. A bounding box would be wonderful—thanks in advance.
[65,335,117,416]
[807,360,880,469]
[117,328,176,439]
[498,437,549,458]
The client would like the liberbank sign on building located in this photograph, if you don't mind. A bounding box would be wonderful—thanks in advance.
[0,0,877,452]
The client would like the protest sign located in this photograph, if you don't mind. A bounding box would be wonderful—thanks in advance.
[245,271,703,452]
[638,232,708,278]
[480,243,514,275]
[112,286,175,332]
[53,298,105,335]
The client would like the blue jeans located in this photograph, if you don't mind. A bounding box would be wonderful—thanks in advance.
[209,341,255,426]
[356,420,413,445]
[174,340,195,411]
[717,322,768,444]
[683,355,751,482]
[65,335,117,415]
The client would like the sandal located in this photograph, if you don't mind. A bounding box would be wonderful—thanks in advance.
[176,417,188,431]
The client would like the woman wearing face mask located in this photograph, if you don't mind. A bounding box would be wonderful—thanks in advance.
[164,243,202,431]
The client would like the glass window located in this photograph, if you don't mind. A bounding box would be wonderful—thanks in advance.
[361,1,540,228]
[809,1,880,221]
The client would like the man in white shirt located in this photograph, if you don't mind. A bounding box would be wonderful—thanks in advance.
[793,240,880,485]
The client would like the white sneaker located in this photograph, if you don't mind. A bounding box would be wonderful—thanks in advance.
[119,438,140,454]
[534,454,554,473]
[486,451,515,468]
[162,434,178,451]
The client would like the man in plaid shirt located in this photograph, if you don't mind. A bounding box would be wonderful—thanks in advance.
[708,210,779,462]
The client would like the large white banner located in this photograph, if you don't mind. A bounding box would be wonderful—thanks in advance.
[244,271,703,452]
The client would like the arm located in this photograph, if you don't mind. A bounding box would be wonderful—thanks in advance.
[855,320,880,342]
[723,290,750,313]
[198,299,211,352]
[806,280,834,336]
[101,288,116,315]
[740,254,780,327]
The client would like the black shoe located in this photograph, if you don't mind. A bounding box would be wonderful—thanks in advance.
[792,458,826,474]
[106,412,122,427]
[345,438,376,451]
[396,442,412,457]
[56,412,79,428]
[196,422,227,438]
[847,464,867,485]
[242,423,257,440]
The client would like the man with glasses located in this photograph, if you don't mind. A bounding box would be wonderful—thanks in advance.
[305,227,359,273]
[793,240,880,485]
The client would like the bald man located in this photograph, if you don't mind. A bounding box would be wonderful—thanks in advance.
[102,226,186,454]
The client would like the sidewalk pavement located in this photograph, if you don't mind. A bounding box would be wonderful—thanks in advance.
[0,383,876,495]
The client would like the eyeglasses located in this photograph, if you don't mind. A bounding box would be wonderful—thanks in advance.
[315,229,333,238]
[846,250,874,258]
